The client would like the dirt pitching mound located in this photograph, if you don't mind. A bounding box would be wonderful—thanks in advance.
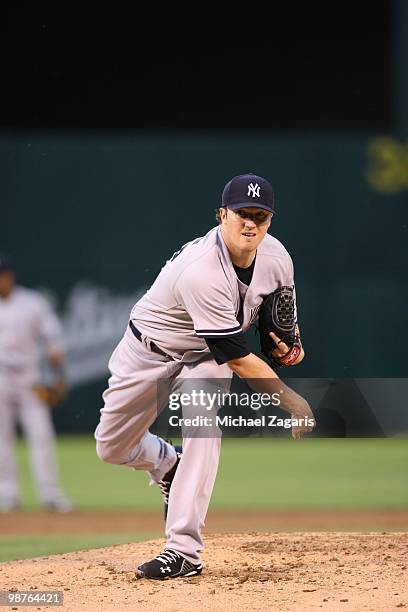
[1,532,407,611]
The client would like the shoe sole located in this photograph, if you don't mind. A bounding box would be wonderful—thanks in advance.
[135,565,202,580]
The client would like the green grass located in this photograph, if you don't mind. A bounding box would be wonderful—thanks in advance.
[10,436,408,510]
[0,532,160,563]
[216,438,408,509]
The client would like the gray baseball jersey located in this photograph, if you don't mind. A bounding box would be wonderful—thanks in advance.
[131,225,296,359]
[0,286,63,385]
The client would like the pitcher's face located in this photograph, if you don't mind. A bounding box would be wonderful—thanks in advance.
[220,207,273,253]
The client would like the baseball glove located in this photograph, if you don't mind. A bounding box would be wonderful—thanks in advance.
[33,379,68,408]
[258,285,302,367]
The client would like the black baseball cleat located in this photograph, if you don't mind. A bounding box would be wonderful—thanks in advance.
[136,549,202,580]
[158,443,182,520]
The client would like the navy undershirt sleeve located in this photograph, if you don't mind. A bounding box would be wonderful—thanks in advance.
[205,331,251,365]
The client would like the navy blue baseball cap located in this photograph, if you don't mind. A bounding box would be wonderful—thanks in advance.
[222,173,276,214]
[0,254,16,272]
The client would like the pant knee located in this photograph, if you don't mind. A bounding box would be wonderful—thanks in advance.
[96,440,124,465]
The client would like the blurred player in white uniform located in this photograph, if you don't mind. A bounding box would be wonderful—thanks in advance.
[0,255,73,512]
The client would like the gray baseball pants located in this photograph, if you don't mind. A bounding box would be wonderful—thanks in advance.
[94,325,232,564]
[0,372,68,508]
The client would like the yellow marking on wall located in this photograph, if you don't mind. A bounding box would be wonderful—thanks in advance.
[366,137,408,194]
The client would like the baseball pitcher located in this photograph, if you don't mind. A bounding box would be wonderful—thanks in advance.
[95,173,314,579]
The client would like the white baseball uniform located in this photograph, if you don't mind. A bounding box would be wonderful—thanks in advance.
[0,286,70,510]
[95,225,296,563]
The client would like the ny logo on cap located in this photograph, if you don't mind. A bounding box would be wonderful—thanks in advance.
[247,182,260,198]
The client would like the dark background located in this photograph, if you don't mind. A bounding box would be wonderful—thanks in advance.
[2,4,393,132]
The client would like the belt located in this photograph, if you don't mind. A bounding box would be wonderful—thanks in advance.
[129,321,168,358]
